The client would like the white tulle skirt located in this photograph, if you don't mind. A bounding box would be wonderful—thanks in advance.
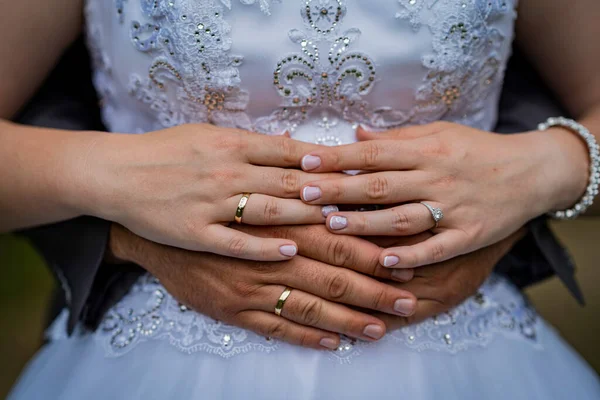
[9,274,600,400]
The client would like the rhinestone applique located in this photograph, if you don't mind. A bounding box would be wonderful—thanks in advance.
[257,0,378,134]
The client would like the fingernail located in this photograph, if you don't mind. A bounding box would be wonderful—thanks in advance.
[359,123,374,132]
[329,216,348,230]
[321,205,339,218]
[302,186,322,202]
[394,299,415,316]
[302,155,321,171]
[383,256,400,267]
[363,324,385,340]
[391,269,413,282]
[279,245,298,257]
[320,338,339,350]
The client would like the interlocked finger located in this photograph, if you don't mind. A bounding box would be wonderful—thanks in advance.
[325,203,438,236]
[222,194,335,225]
[234,310,340,350]
[261,286,388,342]
[281,260,417,317]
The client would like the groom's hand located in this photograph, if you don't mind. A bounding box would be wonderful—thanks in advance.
[108,224,417,350]
[370,229,526,330]
[239,225,525,330]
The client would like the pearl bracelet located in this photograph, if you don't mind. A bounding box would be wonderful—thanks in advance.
[538,117,600,220]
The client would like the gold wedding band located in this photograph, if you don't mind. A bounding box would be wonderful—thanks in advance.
[234,193,252,224]
[274,287,293,316]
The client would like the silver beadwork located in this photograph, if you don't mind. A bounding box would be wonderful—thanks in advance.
[538,117,600,220]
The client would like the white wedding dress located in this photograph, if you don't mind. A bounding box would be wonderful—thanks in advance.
[9,0,600,399]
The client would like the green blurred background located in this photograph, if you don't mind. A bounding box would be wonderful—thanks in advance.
[0,220,598,397]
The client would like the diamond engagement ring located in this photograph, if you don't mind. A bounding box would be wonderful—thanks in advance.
[420,202,444,228]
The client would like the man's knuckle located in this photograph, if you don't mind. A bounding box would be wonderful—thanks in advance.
[232,281,261,298]
[329,238,353,266]
[299,299,323,326]
[297,330,313,348]
[227,236,248,257]
[366,176,390,200]
[326,273,350,300]
[370,288,386,310]
[265,321,287,339]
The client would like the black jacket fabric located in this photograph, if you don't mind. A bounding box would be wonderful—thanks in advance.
[15,38,583,335]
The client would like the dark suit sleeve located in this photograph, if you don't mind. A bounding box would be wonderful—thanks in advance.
[14,37,144,333]
[493,47,584,305]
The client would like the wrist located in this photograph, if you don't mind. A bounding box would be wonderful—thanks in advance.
[105,223,151,267]
[519,128,589,215]
[66,132,135,221]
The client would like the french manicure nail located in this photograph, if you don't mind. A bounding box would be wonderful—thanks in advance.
[321,205,339,218]
[302,155,322,171]
[329,216,348,230]
[383,256,400,267]
[394,299,415,316]
[391,269,413,281]
[279,245,298,257]
[363,324,385,340]
[303,186,322,202]
[320,338,339,350]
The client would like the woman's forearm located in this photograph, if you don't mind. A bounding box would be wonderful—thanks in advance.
[0,119,109,231]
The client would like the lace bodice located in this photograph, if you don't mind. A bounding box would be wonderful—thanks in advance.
[85,0,518,145]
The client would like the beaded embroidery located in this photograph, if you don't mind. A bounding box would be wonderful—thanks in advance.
[91,0,516,134]
[46,274,542,363]
[394,0,517,128]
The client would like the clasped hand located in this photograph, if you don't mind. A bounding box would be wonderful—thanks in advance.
[106,121,534,350]
[299,122,555,269]
[86,123,343,260]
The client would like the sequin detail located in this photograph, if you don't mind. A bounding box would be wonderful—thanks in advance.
[254,0,377,134]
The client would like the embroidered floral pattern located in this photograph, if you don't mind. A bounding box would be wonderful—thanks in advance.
[46,274,541,363]
[256,0,377,133]
[395,0,517,128]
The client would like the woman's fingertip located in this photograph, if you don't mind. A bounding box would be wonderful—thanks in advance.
[279,245,298,257]
[328,215,348,231]
[382,255,400,267]
[319,337,339,350]
[321,205,339,218]
[301,155,322,171]
[302,186,322,202]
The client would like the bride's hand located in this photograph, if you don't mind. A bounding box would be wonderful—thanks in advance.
[81,124,342,261]
[298,122,588,268]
